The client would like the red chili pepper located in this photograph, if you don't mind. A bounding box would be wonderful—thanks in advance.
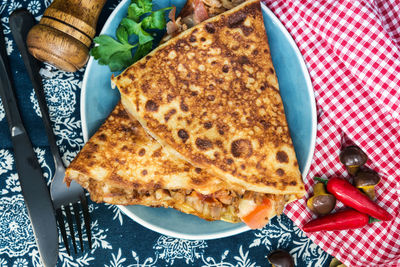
[315,177,393,221]
[303,209,378,232]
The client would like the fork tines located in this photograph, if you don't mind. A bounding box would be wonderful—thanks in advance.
[56,197,92,255]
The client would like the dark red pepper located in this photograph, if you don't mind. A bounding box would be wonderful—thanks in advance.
[303,209,378,232]
[316,177,392,221]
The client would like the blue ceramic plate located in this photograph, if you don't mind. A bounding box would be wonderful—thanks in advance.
[81,0,316,240]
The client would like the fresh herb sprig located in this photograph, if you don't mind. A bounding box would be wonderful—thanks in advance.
[90,0,172,71]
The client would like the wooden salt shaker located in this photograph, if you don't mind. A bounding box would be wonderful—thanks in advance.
[27,0,107,72]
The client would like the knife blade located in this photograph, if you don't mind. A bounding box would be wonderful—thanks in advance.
[0,16,58,267]
[10,9,67,180]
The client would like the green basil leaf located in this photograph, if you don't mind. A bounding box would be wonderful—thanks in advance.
[116,25,129,44]
[120,18,154,44]
[109,50,134,71]
[142,10,166,30]
[136,0,152,12]
[128,0,152,21]
[133,41,153,62]
[90,35,135,70]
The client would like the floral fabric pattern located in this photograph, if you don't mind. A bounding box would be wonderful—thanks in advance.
[0,0,332,266]
[0,196,36,257]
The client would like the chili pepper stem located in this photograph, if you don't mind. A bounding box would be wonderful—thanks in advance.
[369,217,380,224]
[314,177,328,185]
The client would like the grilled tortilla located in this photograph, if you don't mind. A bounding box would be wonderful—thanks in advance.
[66,103,229,195]
[113,0,305,196]
[65,103,294,224]
[66,0,305,228]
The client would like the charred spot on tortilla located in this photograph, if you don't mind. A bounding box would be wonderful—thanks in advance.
[180,100,189,112]
[205,23,216,33]
[167,94,175,102]
[260,120,270,129]
[204,121,213,129]
[227,10,246,28]
[207,95,215,101]
[138,148,146,156]
[276,168,285,176]
[241,26,253,36]
[145,100,158,112]
[178,129,189,142]
[225,158,234,165]
[238,55,249,65]
[189,35,197,42]
[276,151,289,163]
[196,138,213,150]
[164,109,177,122]
[176,39,187,48]
[152,148,162,158]
[231,139,253,158]
[97,133,107,141]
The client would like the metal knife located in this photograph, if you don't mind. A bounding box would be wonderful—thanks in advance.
[0,15,58,267]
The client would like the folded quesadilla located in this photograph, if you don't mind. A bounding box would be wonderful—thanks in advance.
[66,0,306,229]
[113,0,305,196]
[66,103,295,226]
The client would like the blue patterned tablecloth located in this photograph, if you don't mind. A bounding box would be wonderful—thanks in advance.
[0,1,333,266]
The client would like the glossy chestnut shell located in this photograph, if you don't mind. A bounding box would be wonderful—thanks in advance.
[339,146,368,175]
[268,249,294,267]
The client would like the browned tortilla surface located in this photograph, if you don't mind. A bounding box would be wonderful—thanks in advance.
[66,103,231,195]
[113,0,305,195]
[65,103,295,223]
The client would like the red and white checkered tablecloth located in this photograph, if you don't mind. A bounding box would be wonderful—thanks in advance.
[261,0,400,266]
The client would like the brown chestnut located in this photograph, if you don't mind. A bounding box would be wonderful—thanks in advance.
[354,168,380,200]
[339,146,368,175]
[267,249,294,267]
[329,257,346,267]
[307,182,336,216]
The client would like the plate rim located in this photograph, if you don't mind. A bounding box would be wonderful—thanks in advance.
[80,1,316,240]
[80,0,127,142]
[259,3,317,182]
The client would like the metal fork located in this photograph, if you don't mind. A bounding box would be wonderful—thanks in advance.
[10,9,92,255]
[50,164,92,255]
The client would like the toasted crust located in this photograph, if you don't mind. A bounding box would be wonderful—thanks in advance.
[65,103,295,223]
[113,0,305,196]
[66,103,232,195]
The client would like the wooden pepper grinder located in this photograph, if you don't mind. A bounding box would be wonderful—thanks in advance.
[26,0,107,72]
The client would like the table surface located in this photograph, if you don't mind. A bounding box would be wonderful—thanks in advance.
[0,0,332,266]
